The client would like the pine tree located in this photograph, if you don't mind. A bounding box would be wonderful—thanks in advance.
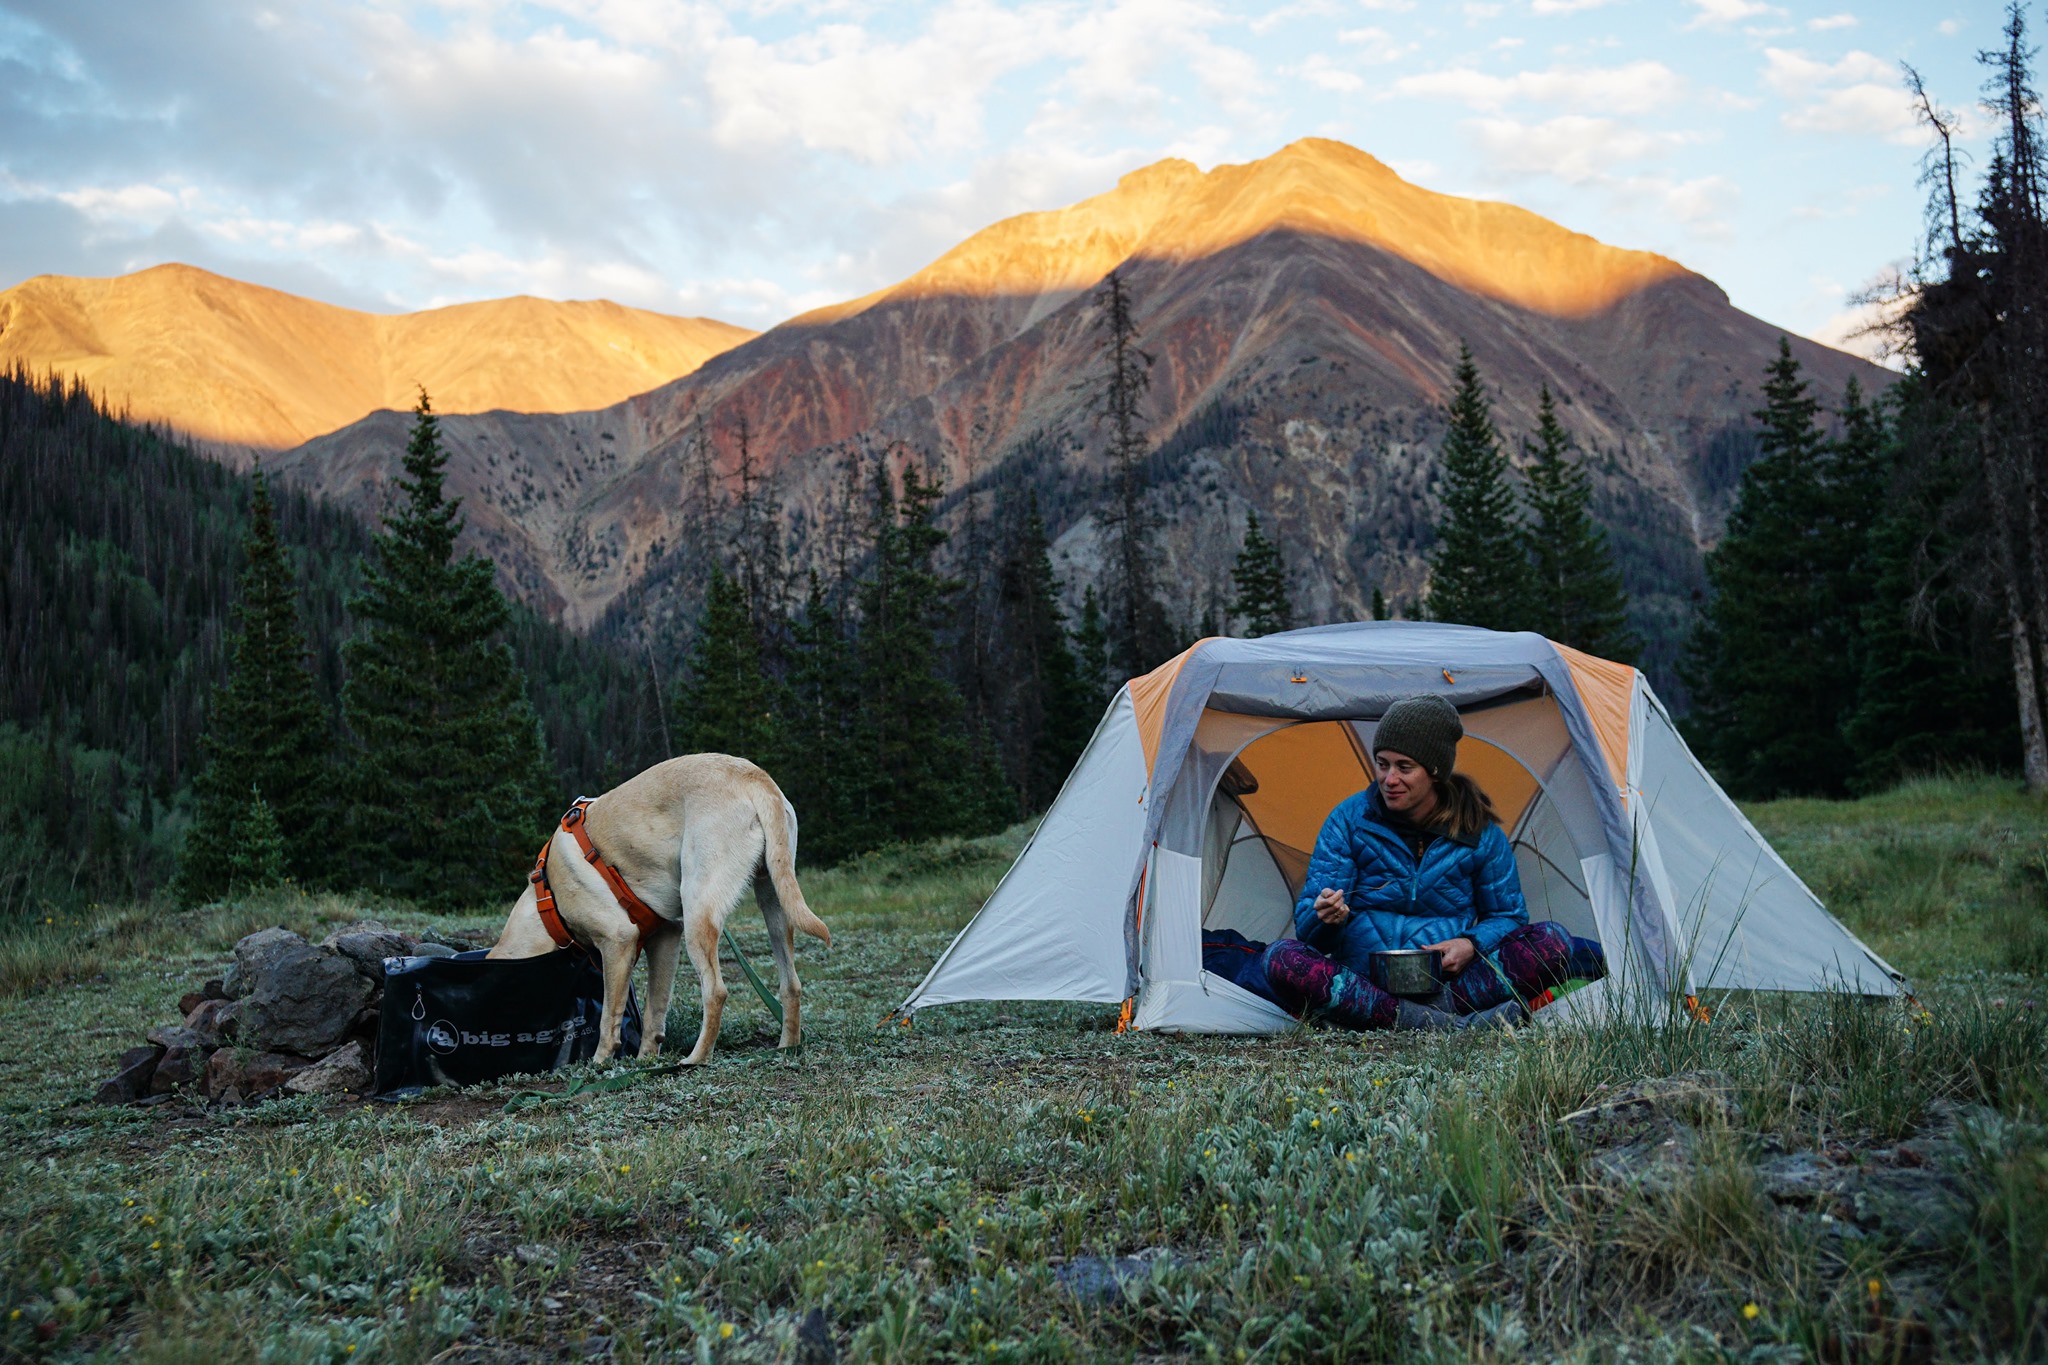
[1426,345,1532,630]
[1685,340,1859,797]
[1371,587,1389,621]
[1091,269,1172,675]
[850,455,1010,845]
[671,567,781,764]
[1843,377,2016,789]
[227,787,290,893]
[1072,586,1113,704]
[998,494,1096,809]
[1228,512,1293,637]
[1521,386,1637,661]
[727,413,786,637]
[177,469,334,904]
[779,573,863,864]
[341,391,553,908]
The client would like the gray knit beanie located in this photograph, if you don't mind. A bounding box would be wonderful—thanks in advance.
[1372,695,1463,781]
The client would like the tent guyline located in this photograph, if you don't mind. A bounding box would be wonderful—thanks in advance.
[898,622,1902,1035]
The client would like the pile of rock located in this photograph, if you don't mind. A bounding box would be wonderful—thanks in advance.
[95,921,475,1106]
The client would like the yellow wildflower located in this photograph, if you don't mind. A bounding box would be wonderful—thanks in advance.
[1742,1303,1760,1321]
[720,1323,735,1340]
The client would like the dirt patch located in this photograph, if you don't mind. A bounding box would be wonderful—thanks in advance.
[401,1093,512,1128]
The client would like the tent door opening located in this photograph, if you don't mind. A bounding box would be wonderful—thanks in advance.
[1188,698,1607,955]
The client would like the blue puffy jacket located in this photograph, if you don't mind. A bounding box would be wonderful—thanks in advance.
[1290,784,1528,974]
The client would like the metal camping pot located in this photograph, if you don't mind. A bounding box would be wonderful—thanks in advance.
[1369,948,1446,999]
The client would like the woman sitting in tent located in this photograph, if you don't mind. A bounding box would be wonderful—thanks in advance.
[1259,695,1606,1031]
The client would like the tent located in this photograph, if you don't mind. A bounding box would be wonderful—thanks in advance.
[901,622,1902,1033]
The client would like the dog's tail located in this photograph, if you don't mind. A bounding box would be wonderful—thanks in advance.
[750,782,831,946]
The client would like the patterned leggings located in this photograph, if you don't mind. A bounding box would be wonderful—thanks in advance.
[1259,922,1606,1030]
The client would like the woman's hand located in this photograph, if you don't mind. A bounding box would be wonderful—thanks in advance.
[1312,888,1351,926]
[1426,937,1477,975]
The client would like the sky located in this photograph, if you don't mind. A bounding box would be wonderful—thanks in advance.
[0,1,2008,356]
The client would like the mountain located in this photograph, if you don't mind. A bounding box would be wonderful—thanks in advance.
[283,138,1885,676]
[0,263,754,453]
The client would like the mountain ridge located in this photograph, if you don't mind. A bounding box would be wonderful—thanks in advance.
[275,139,1877,664]
[12,138,1883,689]
[0,262,755,452]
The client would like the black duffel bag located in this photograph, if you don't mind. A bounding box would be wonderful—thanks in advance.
[374,949,642,1094]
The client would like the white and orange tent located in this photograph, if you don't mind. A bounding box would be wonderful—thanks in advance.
[902,622,1902,1032]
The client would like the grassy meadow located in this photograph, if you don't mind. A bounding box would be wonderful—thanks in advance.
[0,776,2043,1363]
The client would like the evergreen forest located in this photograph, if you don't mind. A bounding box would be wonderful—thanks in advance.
[0,370,667,915]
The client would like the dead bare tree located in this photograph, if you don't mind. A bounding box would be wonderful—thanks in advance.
[1899,6,2048,792]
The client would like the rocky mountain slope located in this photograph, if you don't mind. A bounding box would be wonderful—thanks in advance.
[287,139,1883,670]
[0,263,754,454]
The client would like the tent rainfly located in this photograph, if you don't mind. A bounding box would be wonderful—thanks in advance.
[901,622,1903,1033]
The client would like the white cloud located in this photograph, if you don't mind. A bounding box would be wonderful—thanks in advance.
[1531,0,1618,14]
[1938,19,1961,36]
[1052,0,1270,121]
[1390,60,1683,114]
[1336,27,1420,64]
[1685,0,1779,29]
[1762,47,1919,145]
[1300,55,1365,93]
[1466,113,1735,235]
[1469,113,1692,183]
[1246,0,1342,35]
[1759,47,1893,93]
[1808,13,1857,30]
[53,183,185,221]
[1355,0,1417,10]
[703,4,1064,163]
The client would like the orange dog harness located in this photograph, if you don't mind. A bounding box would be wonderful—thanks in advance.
[529,797,662,951]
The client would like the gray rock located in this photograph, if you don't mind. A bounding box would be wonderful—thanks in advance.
[1559,1071,1738,1149]
[233,930,373,1055]
[145,1024,209,1052]
[1583,1131,1701,1190]
[95,1045,164,1104]
[285,1040,371,1095]
[178,980,227,1015]
[1847,1165,1970,1252]
[240,1051,314,1094]
[202,1047,243,1100]
[324,924,415,982]
[224,927,309,1000]
[1052,1252,1175,1301]
[184,997,236,1045]
[1756,1149,1847,1203]
[149,1046,198,1094]
[418,930,479,952]
[795,1307,836,1365]
[411,942,457,960]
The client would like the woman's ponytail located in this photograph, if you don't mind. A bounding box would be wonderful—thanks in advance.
[1430,771,1496,840]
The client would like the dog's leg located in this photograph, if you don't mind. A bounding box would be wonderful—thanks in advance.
[592,934,640,1064]
[678,914,727,1066]
[637,918,682,1059]
[753,869,803,1050]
